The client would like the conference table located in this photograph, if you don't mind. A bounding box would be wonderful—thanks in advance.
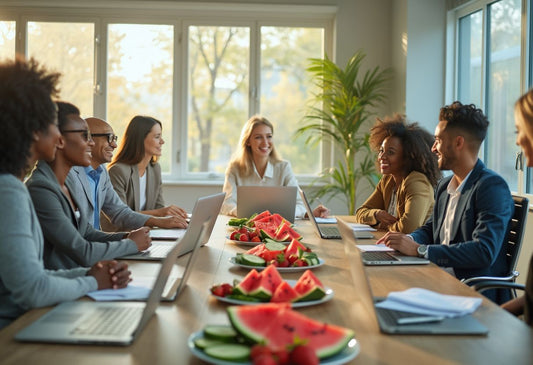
[0,215,532,364]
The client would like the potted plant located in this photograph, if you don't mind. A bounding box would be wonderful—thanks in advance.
[296,51,391,215]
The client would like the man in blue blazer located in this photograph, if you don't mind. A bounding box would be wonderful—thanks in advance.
[377,102,514,304]
[67,117,188,231]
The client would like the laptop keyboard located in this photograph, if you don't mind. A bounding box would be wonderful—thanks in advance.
[362,251,398,262]
[143,244,173,256]
[320,226,340,237]
[70,307,143,336]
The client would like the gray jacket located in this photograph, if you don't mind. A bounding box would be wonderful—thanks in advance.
[26,161,138,270]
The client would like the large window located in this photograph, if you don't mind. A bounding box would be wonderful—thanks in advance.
[1,4,332,180]
[454,0,528,194]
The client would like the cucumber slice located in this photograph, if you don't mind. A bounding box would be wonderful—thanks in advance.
[265,240,286,251]
[204,343,251,362]
[203,325,237,341]
[193,336,224,349]
[240,254,266,266]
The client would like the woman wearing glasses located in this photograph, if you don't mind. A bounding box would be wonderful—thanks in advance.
[107,116,188,221]
[26,101,152,270]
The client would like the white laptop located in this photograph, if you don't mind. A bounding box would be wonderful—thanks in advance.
[237,186,297,222]
[298,188,343,239]
[337,218,429,265]
[14,222,210,346]
[118,192,225,260]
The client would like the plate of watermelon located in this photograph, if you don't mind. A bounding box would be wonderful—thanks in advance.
[211,266,333,308]
[230,256,325,272]
[188,302,360,365]
[227,211,303,245]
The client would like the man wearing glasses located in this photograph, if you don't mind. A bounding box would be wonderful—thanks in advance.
[67,117,188,231]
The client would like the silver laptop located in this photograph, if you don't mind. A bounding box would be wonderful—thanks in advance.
[299,188,342,239]
[14,222,209,346]
[340,218,488,335]
[337,218,429,265]
[118,192,225,260]
[237,186,297,222]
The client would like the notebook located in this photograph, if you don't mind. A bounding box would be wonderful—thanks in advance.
[237,186,297,222]
[337,218,429,265]
[14,222,210,346]
[118,192,225,260]
[298,188,341,239]
[339,218,488,335]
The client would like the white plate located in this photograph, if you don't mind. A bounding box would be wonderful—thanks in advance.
[212,280,334,308]
[229,257,325,272]
[225,236,290,246]
[188,331,360,365]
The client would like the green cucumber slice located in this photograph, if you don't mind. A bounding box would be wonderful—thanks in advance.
[204,343,251,362]
[203,325,238,341]
[240,254,266,266]
[193,336,224,349]
[265,240,287,251]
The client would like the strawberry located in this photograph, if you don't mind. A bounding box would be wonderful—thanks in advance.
[250,344,272,359]
[230,231,241,240]
[239,234,249,242]
[289,345,318,365]
[210,284,225,297]
[252,354,277,365]
[220,283,233,296]
[251,236,261,242]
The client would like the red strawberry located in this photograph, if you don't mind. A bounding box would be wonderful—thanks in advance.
[289,345,318,365]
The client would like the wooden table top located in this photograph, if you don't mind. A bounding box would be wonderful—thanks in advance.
[0,215,531,365]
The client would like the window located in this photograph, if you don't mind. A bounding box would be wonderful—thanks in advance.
[2,4,332,181]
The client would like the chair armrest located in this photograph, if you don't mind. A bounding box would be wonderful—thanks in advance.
[462,272,518,285]
[472,281,526,293]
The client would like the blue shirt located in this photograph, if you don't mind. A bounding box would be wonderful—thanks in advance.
[84,166,103,228]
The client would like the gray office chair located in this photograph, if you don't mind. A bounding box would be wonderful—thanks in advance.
[463,195,529,299]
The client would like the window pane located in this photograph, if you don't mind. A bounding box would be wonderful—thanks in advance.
[0,21,16,61]
[260,26,323,175]
[457,11,482,106]
[187,26,250,174]
[485,0,521,191]
[27,21,94,115]
[107,24,174,173]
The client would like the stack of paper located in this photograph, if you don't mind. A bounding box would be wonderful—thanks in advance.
[375,288,482,318]
[348,223,377,232]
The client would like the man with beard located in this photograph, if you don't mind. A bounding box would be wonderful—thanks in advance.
[377,101,514,304]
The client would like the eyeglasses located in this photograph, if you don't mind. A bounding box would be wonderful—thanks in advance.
[92,133,118,144]
[61,129,92,142]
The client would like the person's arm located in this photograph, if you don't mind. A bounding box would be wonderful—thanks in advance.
[221,165,238,216]
[388,172,434,233]
[501,295,525,317]
[354,178,388,226]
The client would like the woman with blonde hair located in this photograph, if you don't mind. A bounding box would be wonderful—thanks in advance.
[221,115,327,217]
[107,116,188,229]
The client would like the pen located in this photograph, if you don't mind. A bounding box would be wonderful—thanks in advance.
[396,315,445,325]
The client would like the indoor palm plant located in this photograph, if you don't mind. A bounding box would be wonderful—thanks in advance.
[296,51,391,215]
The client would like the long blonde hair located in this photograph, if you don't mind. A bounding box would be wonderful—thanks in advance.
[229,115,282,176]
[515,89,533,141]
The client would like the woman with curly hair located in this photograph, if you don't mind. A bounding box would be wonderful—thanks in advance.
[354,114,441,233]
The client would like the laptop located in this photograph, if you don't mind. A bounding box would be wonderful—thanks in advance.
[118,192,225,260]
[298,188,341,239]
[339,218,488,335]
[14,222,210,346]
[237,186,297,222]
[337,218,429,265]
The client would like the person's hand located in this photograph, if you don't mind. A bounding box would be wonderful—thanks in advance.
[375,210,398,226]
[158,205,188,219]
[376,231,418,256]
[127,226,152,251]
[313,205,330,218]
[87,260,132,290]
[148,216,188,229]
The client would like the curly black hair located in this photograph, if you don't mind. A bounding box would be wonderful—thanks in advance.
[369,114,441,186]
[438,101,489,148]
[0,56,60,176]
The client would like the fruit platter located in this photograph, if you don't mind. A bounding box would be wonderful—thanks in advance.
[210,265,333,308]
[188,302,359,364]
[231,239,324,272]
[227,211,302,244]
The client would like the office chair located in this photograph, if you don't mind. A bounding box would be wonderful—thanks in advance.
[463,195,529,299]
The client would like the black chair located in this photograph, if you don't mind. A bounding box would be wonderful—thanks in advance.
[463,195,529,299]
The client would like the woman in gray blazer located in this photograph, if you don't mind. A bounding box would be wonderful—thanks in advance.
[108,116,187,220]
[26,102,152,270]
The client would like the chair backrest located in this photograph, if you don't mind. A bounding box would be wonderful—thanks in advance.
[504,195,529,276]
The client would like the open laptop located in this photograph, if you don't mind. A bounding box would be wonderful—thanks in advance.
[118,192,225,260]
[337,218,429,265]
[298,188,341,239]
[339,218,488,335]
[237,186,297,222]
[14,222,210,345]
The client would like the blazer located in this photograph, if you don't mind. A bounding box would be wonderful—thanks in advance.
[107,162,165,212]
[354,171,434,233]
[25,161,138,270]
[68,166,149,231]
[411,159,514,303]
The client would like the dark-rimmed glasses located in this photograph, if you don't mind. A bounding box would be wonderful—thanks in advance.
[92,133,118,144]
[61,129,92,142]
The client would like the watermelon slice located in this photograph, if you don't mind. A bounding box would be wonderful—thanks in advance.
[284,239,308,258]
[233,269,262,296]
[270,281,300,303]
[255,213,286,227]
[250,210,271,222]
[275,222,302,241]
[248,265,283,300]
[293,270,325,302]
[227,303,354,359]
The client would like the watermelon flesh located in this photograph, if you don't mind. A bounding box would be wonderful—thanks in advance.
[275,222,302,241]
[233,269,262,296]
[250,210,271,222]
[227,303,354,359]
[284,239,308,258]
[293,270,326,302]
[249,264,283,300]
[270,281,300,303]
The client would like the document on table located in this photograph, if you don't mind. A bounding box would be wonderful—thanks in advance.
[357,243,394,252]
[87,276,177,301]
[150,228,186,240]
[347,222,377,232]
[315,217,337,224]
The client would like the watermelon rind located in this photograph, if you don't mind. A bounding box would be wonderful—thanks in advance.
[296,286,326,302]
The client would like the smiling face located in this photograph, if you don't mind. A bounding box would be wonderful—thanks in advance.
[87,118,117,167]
[144,122,164,158]
[247,123,273,160]
[378,136,405,177]
[60,115,94,167]
[432,120,458,171]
